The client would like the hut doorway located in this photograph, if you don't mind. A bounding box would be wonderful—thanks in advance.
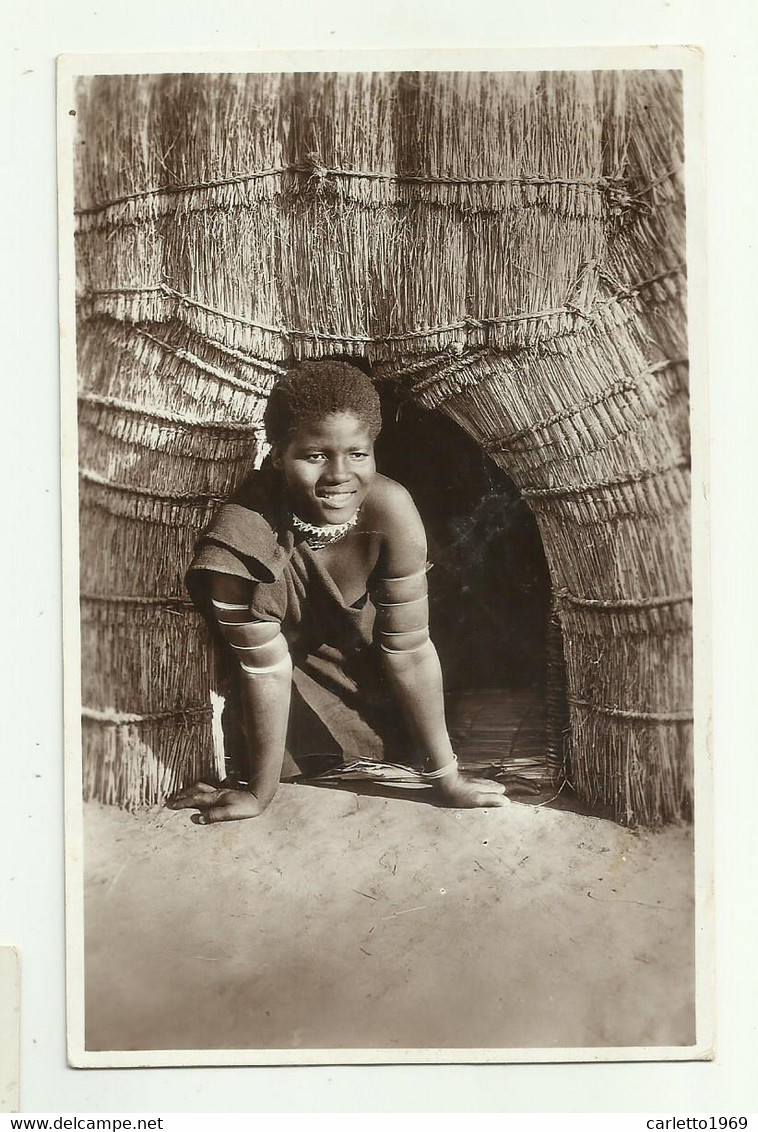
[375,387,559,797]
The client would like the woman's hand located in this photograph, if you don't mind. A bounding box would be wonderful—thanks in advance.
[166,781,267,824]
[431,771,510,809]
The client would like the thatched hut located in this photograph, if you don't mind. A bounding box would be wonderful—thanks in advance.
[74,69,691,825]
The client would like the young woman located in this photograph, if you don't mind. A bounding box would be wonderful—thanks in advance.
[169,360,507,824]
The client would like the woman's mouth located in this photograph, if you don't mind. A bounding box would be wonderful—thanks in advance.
[316,489,356,510]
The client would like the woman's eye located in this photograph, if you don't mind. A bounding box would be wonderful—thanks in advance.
[305,453,326,462]
[351,452,369,460]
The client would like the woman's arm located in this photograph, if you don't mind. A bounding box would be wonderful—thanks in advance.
[167,572,292,823]
[374,481,507,808]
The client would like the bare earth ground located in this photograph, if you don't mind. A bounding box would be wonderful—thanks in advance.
[83,786,695,1053]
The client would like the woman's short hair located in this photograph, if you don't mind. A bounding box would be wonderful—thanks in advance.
[264,360,383,447]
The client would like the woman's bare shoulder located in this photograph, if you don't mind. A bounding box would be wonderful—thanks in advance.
[362,474,421,527]
[362,475,426,571]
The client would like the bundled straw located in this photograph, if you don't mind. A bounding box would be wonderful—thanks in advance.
[82,708,222,810]
[545,602,570,785]
[75,71,656,364]
[74,69,690,822]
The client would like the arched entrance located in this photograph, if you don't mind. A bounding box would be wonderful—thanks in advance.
[375,386,560,799]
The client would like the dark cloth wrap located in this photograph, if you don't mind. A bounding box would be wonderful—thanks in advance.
[186,466,409,778]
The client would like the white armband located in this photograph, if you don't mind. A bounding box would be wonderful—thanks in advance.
[374,568,430,655]
[211,601,289,673]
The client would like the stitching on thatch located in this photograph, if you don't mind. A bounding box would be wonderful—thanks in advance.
[557,589,691,610]
[484,380,635,452]
[74,165,633,218]
[159,286,572,342]
[162,286,285,336]
[75,168,287,215]
[404,310,644,400]
[375,351,480,381]
[631,164,684,198]
[520,457,690,499]
[482,359,687,454]
[568,699,692,723]
[299,166,628,191]
[494,391,687,470]
[406,351,491,392]
[598,266,686,302]
[381,282,685,397]
[78,391,264,435]
[190,336,286,376]
[81,592,196,609]
[79,418,261,469]
[134,327,285,386]
[87,285,162,295]
[80,488,218,530]
[182,334,286,376]
[82,264,685,348]
[80,468,225,505]
[82,705,212,725]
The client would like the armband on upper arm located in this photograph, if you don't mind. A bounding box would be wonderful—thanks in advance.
[210,598,290,674]
[374,567,430,654]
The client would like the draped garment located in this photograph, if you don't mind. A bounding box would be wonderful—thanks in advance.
[186,465,410,777]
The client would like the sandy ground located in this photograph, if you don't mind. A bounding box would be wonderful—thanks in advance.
[83,785,695,1053]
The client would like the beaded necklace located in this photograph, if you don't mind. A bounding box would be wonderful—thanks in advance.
[291,509,360,550]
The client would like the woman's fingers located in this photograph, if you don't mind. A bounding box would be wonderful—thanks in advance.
[188,791,264,824]
[166,782,221,809]
[192,805,239,825]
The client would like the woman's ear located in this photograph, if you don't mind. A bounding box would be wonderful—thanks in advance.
[270,444,283,470]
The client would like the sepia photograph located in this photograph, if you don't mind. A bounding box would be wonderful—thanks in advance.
[59,52,704,1064]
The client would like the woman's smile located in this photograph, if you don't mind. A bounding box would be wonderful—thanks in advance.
[316,488,357,509]
[273,412,376,525]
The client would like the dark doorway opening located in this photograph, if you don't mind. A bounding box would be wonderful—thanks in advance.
[376,387,555,789]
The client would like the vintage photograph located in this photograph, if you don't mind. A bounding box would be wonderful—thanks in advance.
[60,56,700,1062]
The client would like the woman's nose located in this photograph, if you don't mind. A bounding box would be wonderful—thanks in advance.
[323,456,350,481]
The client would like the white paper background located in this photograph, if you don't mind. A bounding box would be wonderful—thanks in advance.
[2,0,757,1114]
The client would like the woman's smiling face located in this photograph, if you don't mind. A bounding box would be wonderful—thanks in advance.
[273,412,376,525]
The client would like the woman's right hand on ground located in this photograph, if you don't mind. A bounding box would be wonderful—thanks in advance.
[166,781,267,824]
[432,772,510,809]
